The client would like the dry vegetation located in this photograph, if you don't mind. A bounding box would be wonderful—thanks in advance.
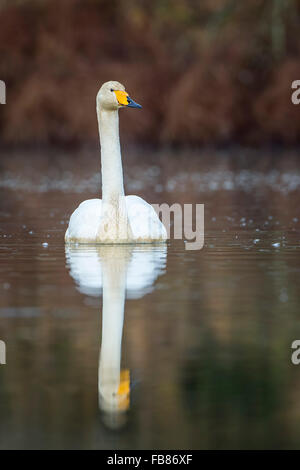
[0,0,300,145]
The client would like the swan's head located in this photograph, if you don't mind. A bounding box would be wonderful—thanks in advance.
[97,81,142,111]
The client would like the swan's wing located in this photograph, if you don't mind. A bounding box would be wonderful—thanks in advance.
[126,195,167,241]
[65,199,102,241]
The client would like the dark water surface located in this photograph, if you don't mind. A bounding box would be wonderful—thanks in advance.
[0,148,300,449]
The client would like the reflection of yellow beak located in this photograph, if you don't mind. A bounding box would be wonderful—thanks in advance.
[114,90,129,106]
[117,369,130,411]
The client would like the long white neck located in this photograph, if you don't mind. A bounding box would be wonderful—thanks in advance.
[97,105,125,203]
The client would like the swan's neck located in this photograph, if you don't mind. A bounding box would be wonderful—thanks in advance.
[97,106,125,203]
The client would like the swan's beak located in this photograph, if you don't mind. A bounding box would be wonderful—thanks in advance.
[114,90,142,109]
[126,95,142,109]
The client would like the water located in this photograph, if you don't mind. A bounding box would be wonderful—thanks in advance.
[0,148,300,449]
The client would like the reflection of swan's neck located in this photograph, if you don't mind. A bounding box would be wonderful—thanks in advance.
[97,106,124,204]
[98,251,129,412]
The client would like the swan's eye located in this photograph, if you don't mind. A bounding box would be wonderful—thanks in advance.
[110,88,114,92]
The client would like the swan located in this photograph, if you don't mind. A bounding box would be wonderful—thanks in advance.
[65,81,167,244]
[65,244,167,428]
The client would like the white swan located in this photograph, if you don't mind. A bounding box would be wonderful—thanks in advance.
[65,81,167,244]
[65,244,167,428]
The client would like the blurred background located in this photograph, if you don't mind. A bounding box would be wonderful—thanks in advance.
[1,0,300,450]
[1,0,300,146]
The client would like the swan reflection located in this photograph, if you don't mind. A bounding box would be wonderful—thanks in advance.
[65,245,167,428]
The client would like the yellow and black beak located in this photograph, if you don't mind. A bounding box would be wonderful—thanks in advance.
[114,90,142,109]
[126,95,142,108]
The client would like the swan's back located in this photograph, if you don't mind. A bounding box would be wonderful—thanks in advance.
[65,196,167,243]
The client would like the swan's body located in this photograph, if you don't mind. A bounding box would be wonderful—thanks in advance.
[65,81,167,244]
[65,196,166,243]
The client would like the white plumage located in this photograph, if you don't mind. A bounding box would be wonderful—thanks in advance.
[65,196,167,243]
